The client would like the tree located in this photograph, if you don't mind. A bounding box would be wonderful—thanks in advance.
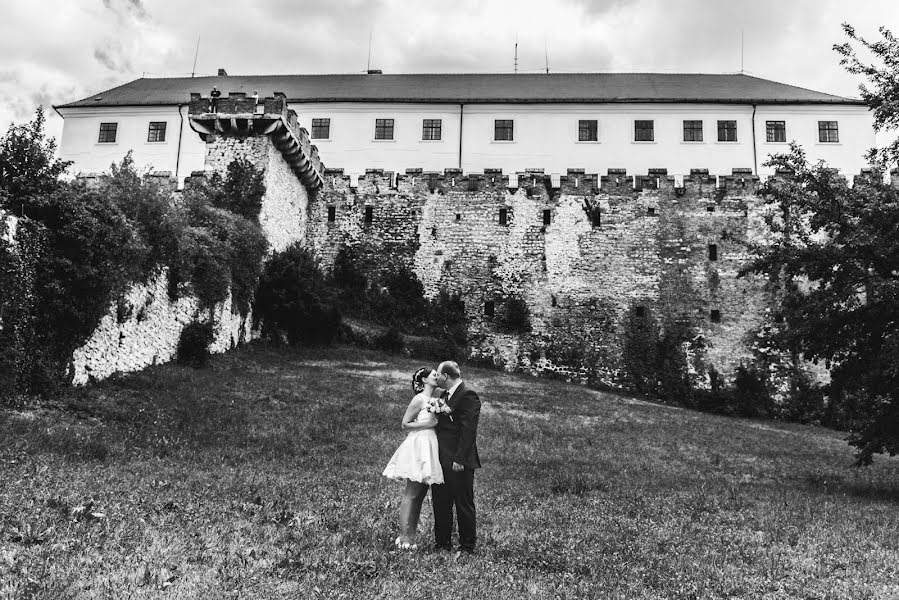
[0,107,71,210]
[742,25,899,464]
[254,244,341,345]
[834,24,899,171]
[743,143,899,465]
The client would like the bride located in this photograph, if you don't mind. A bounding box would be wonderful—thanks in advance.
[382,367,445,549]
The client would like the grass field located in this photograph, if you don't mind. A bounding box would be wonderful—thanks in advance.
[1,344,898,599]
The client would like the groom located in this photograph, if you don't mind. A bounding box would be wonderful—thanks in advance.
[432,360,481,555]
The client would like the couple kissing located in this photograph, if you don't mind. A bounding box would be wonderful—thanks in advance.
[382,361,481,555]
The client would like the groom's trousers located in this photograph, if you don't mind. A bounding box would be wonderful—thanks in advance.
[432,459,476,552]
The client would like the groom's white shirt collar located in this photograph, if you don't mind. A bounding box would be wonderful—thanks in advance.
[447,380,463,400]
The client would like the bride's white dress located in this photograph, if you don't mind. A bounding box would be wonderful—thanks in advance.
[382,393,444,485]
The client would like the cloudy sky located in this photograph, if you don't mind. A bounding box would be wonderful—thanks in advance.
[2,0,898,145]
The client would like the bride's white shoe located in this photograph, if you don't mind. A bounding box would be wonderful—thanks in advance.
[394,537,418,551]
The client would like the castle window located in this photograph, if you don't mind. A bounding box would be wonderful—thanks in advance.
[494,120,514,141]
[707,205,715,212]
[647,207,655,216]
[818,121,839,143]
[468,176,479,191]
[766,121,786,142]
[364,206,373,223]
[147,121,166,142]
[98,122,117,143]
[455,213,461,221]
[327,206,336,222]
[634,120,654,142]
[551,295,557,307]
[710,309,721,323]
[422,119,442,140]
[374,118,394,140]
[578,119,598,141]
[717,120,737,142]
[543,209,551,225]
[312,118,330,139]
[499,208,508,226]
[484,301,495,318]
[683,120,703,142]
[708,244,718,261]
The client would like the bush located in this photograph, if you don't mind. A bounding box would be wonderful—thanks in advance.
[176,321,215,368]
[211,158,266,221]
[374,327,404,354]
[428,291,468,357]
[732,364,772,417]
[255,244,341,345]
[496,296,531,334]
[100,153,181,281]
[176,186,268,313]
[622,305,660,394]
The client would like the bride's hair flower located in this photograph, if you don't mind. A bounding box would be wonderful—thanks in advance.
[412,367,429,393]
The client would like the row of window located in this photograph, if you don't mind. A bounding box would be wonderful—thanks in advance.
[309,117,841,143]
[95,118,840,145]
[97,121,167,143]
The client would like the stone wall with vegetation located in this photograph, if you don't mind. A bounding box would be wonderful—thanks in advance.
[66,134,309,385]
[307,168,788,390]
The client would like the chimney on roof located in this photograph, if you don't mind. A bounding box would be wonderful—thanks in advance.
[217,68,228,76]
[367,69,382,75]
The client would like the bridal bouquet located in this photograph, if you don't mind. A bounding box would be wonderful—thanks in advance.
[426,396,453,419]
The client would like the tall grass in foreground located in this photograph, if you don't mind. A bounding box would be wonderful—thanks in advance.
[1,344,898,599]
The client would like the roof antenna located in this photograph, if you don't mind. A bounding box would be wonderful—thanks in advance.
[191,35,201,78]
[740,30,744,74]
[514,33,518,74]
[366,29,373,72]
[544,38,549,74]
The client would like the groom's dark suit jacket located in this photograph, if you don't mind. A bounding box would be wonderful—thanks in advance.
[436,382,481,469]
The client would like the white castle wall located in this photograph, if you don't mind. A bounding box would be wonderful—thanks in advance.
[70,269,253,384]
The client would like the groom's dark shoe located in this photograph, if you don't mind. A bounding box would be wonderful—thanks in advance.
[433,543,452,553]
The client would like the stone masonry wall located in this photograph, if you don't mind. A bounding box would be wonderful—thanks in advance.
[307,168,776,387]
[203,135,309,252]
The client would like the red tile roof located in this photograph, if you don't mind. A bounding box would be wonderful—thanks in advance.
[57,73,862,108]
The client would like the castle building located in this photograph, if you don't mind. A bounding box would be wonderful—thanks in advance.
[55,71,874,182]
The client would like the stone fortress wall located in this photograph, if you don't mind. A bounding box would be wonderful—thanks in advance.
[306,166,897,387]
[309,167,773,386]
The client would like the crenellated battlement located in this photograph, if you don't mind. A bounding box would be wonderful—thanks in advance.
[188,92,324,191]
[315,166,890,198]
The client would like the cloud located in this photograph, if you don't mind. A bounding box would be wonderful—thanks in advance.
[101,0,149,21]
[94,42,134,73]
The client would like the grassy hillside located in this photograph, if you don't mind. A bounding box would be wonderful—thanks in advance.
[1,344,898,599]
